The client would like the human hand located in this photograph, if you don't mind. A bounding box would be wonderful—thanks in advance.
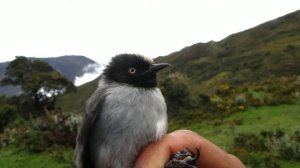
[134,130,245,168]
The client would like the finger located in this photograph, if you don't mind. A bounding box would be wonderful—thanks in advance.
[134,129,202,168]
[135,129,245,168]
[134,135,171,168]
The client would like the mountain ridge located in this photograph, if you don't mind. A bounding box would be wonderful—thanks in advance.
[57,10,300,112]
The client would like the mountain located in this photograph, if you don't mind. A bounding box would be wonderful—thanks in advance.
[57,10,300,112]
[0,55,102,96]
[155,10,300,94]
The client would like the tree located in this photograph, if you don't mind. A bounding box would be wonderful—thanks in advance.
[1,56,75,115]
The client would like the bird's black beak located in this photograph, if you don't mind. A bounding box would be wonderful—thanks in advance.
[150,63,170,73]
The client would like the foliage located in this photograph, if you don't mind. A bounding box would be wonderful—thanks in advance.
[0,96,20,132]
[266,129,300,161]
[0,104,18,132]
[0,111,80,153]
[231,129,300,167]
[159,72,195,114]
[1,56,75,115]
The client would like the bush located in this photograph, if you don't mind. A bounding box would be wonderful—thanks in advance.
[231,133,280,168]
[266,129,300,161]
[18,129,50,153]
[0,104,18,132]
[160,72,195,114]
[233,133,267,152]
[1,111,80,153]
[231,129,300,168]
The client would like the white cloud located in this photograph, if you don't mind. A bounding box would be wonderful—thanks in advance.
[74,63,105,86]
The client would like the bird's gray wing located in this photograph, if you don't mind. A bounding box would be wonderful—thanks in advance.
[74,87,107,168]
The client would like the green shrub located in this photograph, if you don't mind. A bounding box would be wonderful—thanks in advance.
[0,104,18,132]
[1,111,80,153]
[233,133,267,152]
[231,129,300,167]
[266,129,300,161]
[160,72,195,115]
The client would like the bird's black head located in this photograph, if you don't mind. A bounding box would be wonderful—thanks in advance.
[103,54,170,88]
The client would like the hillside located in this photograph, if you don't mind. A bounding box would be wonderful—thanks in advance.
[0,55,100,96]
[58,10,300,113]
[155,10,300,94]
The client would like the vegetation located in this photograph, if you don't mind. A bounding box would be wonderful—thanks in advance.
[155,10,300,94]
[1,56,75,115]
[0,57,77,167]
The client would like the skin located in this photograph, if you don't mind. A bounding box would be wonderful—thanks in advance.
[134,130,245,168]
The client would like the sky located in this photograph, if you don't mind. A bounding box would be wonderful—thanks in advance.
[0,0,299,65]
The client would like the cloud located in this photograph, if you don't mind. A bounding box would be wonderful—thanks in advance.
[74,63,105,86]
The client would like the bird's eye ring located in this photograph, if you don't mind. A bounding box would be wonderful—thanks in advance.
[128,67,136,74]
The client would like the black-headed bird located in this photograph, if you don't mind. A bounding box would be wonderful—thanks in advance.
[75,54,169,168]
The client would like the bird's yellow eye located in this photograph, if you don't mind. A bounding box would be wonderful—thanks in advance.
[128,67,136,74]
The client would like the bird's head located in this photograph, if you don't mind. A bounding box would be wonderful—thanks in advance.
[103,54,170,88]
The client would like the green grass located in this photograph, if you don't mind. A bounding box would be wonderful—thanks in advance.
[169,103,300,148]
[169,103,300,167]
[0,146,73,168]
[226,104,300,134]
[280,161,300,168]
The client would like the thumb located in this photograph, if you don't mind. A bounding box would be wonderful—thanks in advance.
[134,130,202,168]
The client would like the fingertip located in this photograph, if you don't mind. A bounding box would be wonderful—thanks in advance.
[163,129,204,156]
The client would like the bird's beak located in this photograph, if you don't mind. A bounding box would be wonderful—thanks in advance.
[150,63,170,73]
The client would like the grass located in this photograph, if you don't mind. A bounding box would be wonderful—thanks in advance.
[169,103,300,167]
[169,103,300,149]
[0,146,73,168]
[280,161,300,168]
[226,104,300,134]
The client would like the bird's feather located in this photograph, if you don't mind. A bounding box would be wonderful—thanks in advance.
[75,81,107,168]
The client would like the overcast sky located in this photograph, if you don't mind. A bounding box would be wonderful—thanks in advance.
[0,0,299,64]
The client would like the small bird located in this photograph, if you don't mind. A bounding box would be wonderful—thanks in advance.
[75,54,170,168]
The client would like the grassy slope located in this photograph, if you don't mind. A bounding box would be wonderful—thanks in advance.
[56,10,300,113]
[169,103,300,168]
[169,103,300,148]
[155,10,300,94]
[56,77,99,113]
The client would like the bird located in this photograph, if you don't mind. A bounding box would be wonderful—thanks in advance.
[75,54,170,168]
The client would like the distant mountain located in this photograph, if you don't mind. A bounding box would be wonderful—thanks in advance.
[0,55,103,96]
[57,10,300,112]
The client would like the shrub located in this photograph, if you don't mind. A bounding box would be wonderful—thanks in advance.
[1,111,80,153]
[160,72,195,114]
[233,133,267,152]
[0,104,18,132]
[266,129,300,161]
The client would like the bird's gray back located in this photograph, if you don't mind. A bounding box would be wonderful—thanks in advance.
[88,81,167,168]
